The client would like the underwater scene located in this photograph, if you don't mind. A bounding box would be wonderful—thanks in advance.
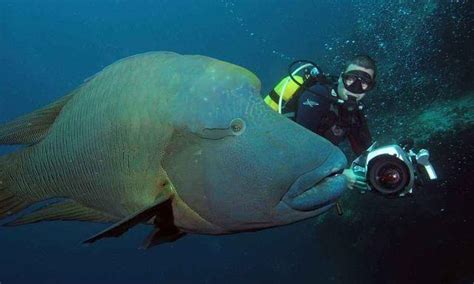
[0,0,473,283]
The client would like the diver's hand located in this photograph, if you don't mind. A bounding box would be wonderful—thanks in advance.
[343,168,368,190]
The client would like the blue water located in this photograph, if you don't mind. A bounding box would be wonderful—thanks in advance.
[1,1,473,283]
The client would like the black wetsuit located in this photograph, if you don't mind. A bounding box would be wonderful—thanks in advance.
[288,82,372,155]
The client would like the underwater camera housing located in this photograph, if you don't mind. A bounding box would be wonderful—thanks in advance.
[351,142,437,197]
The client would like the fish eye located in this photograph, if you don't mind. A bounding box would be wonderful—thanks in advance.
[230,118,246,135]
[198,118,246,140]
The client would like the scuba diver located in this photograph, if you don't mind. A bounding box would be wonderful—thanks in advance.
[264,55,377,191]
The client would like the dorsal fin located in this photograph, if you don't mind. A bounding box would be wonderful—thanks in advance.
[0,93,74,145]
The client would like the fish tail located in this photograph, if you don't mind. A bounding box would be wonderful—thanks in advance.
[0,152,32,220]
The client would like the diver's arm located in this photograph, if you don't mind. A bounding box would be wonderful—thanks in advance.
[348,112,373,156]
[346,112,372,190]
[343,168,368,190]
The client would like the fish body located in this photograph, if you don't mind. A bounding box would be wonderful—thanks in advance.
[0,52,347,247]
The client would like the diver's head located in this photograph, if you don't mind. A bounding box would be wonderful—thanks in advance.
[337,55,376,101]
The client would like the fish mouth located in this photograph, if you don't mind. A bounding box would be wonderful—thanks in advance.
[282,150,348,211]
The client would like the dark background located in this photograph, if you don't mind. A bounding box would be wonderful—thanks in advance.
[1,0,473,283]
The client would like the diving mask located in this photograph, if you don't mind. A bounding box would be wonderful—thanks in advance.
[342,70,374,94]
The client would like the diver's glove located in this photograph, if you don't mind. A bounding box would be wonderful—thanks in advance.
[343,168,368,190]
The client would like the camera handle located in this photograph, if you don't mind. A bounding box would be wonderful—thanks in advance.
[415,149,438,180]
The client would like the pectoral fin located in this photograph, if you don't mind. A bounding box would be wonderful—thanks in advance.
[140,199,186,249]
[83,197,183,246]
[141,227,186,249]
[83,201,167,244]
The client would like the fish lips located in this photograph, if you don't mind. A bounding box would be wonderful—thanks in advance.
[283,152,347,212]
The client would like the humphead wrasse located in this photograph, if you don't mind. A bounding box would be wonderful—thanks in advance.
[0,52,347,248]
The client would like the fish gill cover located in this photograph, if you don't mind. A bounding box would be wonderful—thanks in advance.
[0,0,473,283]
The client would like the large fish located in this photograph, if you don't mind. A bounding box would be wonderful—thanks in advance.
[0,52,347,248]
